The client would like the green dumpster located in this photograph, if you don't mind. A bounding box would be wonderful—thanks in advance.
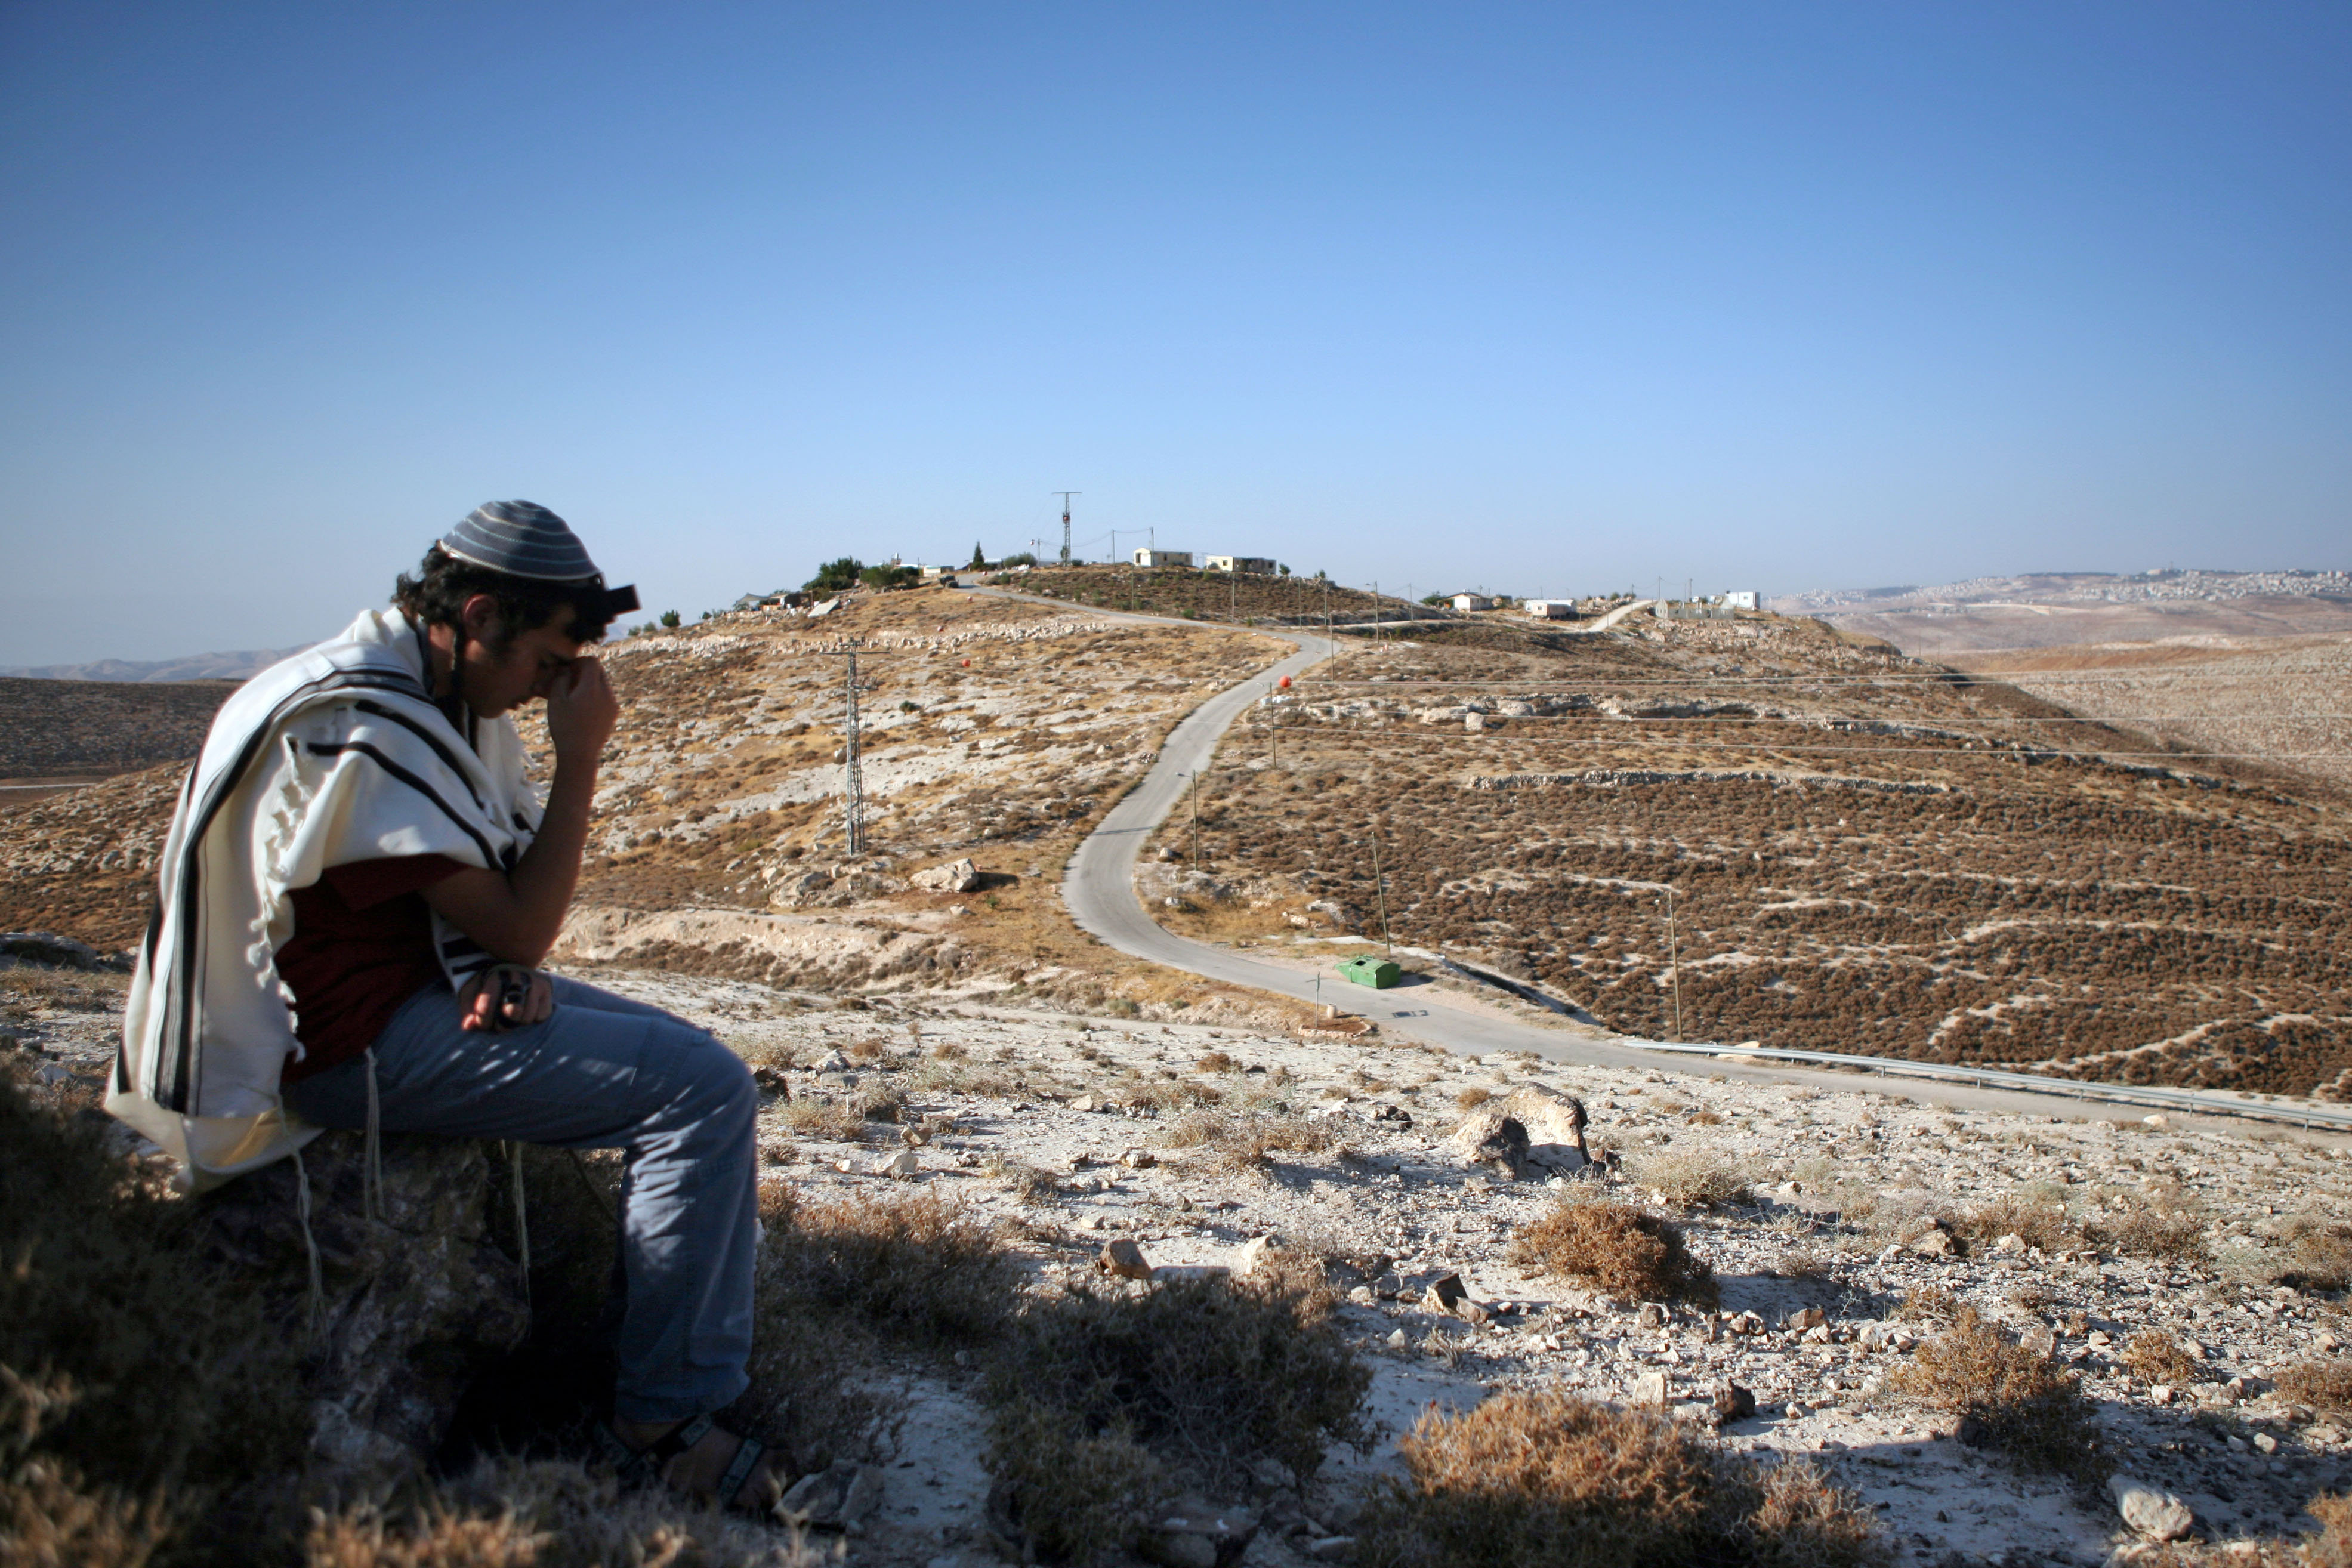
[1338,956,1401,989]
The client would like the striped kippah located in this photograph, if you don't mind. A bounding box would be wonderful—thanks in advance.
[441,500,602,582]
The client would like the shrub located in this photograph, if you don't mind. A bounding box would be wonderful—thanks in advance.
[1886,1308,2100,1479]
[2087,1192,2209,1263]
[1195,1051,1237,1073]
[984,1276,1371,1563]
[1455,1087,1492,1111]
[1507,1199,1719,1308]
[757,1187,1017,1348]
[1354,1391,1888,1568]
[1629,1150,1752,1209]
[2276,1359,2352,1417]
[2278,1220,2352,1293]
[2119,1331,2199,1387]
[1947,1191,2080,1255]
[303,1455,822,1567]
[1162,1109,1336,1177]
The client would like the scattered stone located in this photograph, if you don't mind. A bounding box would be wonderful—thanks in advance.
[1304,1538,1356,1562]
[1347,1285,1375,1305]
[872,1150,921,1179]
[2020,1322,2057,1359]
[1637,1302,1668,1329]
[1098,1239,1154,1281]
[2143,1114,2168,1129]
[1424,1272,1469,1312]
[0,930,115,971]
[1786,1306,1827,1331]
[1069,1094,1101,1113]
[2108,1474,2194,1542]
[1907,1224,1956,1258]
[1122,1148,1158,1169]
[1992,1231,2027,1254]
[1501,1087,1592,1171]
[1140,1499,1258,1568]
[1631,1371,1669,1406]
[778,1459,885,1529]
[1385,1329,1408,1350]
[2149,1386,2175,1405]
[1235,1236,1282,1276]
[1712,1381,1757,1423]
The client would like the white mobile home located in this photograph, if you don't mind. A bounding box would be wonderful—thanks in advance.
[1133,549,1194,569]
[1206,555,1276,574]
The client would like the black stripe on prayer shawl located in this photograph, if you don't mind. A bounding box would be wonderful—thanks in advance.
[155,670,427,1113]
[348,699,490,810]
[303,742,501,869]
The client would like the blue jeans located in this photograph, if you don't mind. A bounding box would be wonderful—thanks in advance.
[283,976,759,1424]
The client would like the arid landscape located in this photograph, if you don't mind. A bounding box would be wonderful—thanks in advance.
[5,569,2351,1565]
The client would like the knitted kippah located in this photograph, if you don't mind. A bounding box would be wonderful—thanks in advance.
[441,500,602,582]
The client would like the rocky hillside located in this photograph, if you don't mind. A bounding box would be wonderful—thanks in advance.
[0,674,233,780]
[1138,612,2352,1100]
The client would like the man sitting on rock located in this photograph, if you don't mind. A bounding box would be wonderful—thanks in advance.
[110,501,786,1514]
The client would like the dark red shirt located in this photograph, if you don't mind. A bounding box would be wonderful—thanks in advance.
[277,855,465,1083]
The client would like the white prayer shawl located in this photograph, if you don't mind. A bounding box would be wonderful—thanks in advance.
[110,608,542,1192]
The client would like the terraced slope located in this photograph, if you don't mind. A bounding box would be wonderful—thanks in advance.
[1141,613,2352,1100]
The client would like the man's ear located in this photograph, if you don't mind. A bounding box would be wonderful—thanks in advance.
[459,593,502,644]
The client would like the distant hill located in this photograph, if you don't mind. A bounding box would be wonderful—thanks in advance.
[0,646,311,683]
[0,677,234,780]
[1772,569,2352,653]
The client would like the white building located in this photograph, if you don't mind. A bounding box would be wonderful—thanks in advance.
[1206,554,1276,575]
[1718,589,1759,610]
[1450,592,1496,612]
[1521,599,1575,619]
[1133,548,1194,569]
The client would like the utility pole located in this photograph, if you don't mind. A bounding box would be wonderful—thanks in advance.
[1189,770,1202,868]
[1371,833,1394,959]
[1054,492,1079,566]
[1663,887,1683,1041]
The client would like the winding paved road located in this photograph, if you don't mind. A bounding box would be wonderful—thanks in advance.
[960,589,2347,1135]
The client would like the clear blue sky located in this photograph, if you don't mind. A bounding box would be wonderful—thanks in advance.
[3,2,2347,663]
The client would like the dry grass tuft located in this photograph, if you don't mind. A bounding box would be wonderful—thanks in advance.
[1947,1192,2079,1255]
[2278,1220,2352,1294]
[1354,1391,1888,1568]
[982,1155,1062,1203]
[303,1455,822,1567]
[2119,1330,2200,1387]
[1162,1109,1337,1177]
[1893,1286,1957,1323]
[2088,1193,2210,1263]
[1886,1307,2100,1478]
[0,1067,308,1558]
[2122,1492,2352,1568]
[757,1187,1017,1348]
[1453,1087,1492,1111]
[2276,1359,2352,1416]
[984,1275,1370,1563]
[1629,1150,1752,1210]
[1194,1051,1237,1073]
[1507,1199,1719,1308]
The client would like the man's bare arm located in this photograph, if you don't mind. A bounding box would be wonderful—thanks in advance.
[422,658,616,967]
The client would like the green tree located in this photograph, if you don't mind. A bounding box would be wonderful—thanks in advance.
[804,557,865,594]
[968,541,987,569]
[659,609,681,628]
[859,563,921,591]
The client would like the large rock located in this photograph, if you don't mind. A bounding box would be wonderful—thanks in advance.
[192,1129,530,1468]
[1502,1087,1591,1172]
[1447,1108,1533,1178]
[912,857,982,893]
[2108,1475,2194,1542]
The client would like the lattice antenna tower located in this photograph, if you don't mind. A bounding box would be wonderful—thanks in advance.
[818,644,876,854]
[1054,492,1080,564]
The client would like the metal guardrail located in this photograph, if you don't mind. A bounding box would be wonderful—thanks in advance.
[1609,1039,2352,1133]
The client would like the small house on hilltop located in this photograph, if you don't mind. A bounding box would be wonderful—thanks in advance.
[1720,590,1759,610]
[1206,555,1276,575]
[1450,593,1496,612]
[1522,599,1575,619]
[1133,549,1194,569]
